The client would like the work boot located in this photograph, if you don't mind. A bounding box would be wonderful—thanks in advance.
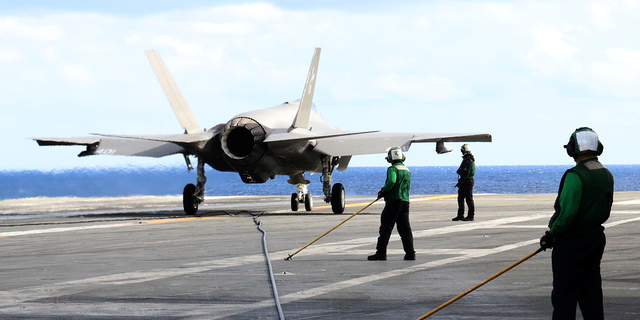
[452,216,464,221]
[463,216,474,221]
[404,252,416,260]
[367,253,387,261]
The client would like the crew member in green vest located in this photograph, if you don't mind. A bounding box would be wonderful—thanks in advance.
[368,147,415,261]
[452,144,475,221]
[540,127,613,320]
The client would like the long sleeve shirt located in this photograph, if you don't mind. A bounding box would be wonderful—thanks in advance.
[381,162,411,203]
[548,159,614,236]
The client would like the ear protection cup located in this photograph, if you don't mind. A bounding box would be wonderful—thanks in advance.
[597,141,604,155]
[564,134,578,157]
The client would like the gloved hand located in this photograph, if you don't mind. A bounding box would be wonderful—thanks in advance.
[540,231,554,250]
[377,188,384,199]
[455,183,460,188]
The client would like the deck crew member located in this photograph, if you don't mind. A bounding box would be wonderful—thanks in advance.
[452,144,475,221]
[539,127,614,320]
[368,147,415,261]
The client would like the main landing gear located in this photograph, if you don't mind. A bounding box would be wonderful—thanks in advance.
[323,156,345,214]
[289,156,346,214]
[183,155,206,215]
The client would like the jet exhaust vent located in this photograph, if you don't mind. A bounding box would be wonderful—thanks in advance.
[221,117,267,167]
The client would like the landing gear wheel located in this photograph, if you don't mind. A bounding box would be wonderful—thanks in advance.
[183,183,198,215]
[291,193,299,212]
[331,183,345,214]
[304,193,313,211]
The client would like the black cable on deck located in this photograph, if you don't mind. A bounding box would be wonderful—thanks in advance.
[253,216,285,320]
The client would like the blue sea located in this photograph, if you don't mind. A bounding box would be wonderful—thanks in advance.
[1,165,640,200]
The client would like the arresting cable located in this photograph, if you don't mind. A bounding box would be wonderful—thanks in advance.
[253,216,286,320]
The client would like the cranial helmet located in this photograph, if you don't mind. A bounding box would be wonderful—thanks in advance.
[564,127,604,158]
[461,144,471,154]
[386,147,406,163]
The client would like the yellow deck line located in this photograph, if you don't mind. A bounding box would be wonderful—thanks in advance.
[141,216,226,224]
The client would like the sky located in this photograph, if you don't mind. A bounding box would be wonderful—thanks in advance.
[1,0,639,171]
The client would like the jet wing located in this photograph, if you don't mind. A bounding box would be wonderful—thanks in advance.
[34,136,101,146]
[312,132,415,156]
[410,133,492,143]
[92,131,214,144]
[33,135,189,158]
[312,132,492,156]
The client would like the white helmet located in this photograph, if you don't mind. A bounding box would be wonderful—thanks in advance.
[461,144,471,154]
[386,147,406,163]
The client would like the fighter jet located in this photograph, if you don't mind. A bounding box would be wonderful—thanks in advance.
[33,48,491,215]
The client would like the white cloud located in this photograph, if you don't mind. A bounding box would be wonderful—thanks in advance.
[124,35,142,44]
[186,22,253,35]
[591,48,640,81]
[0,17,64,41]
[588,1,613,28]
[481,2,517,22]
[530,26,578,63]
[43,46,60,61]
[198,2,285,21]
[59,63,94,85]
[375,74,470,102]
[589,47,640,96]
[0,47,21,62]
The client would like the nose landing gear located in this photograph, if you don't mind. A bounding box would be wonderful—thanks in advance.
[291,183,313,211]
[289,156,346,214]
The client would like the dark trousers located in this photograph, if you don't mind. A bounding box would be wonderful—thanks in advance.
[376,200,414,256]
[457,180,474,218]
[551,230,606,320]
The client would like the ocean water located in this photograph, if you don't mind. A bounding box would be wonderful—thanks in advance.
[1,165,639,200]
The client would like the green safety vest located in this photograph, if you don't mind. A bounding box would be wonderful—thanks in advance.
[548,159,614,236]
[382,162,411,203]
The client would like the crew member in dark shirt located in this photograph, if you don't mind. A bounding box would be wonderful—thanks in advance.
[452,144,475,221]
[540,127,613,320]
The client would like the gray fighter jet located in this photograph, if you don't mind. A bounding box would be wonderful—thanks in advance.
[34,48,491,214]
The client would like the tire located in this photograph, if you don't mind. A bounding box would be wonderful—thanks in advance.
[304,193,313,211]
[331,183,345,214]
[183,183,198,215]
[291,193,299,211]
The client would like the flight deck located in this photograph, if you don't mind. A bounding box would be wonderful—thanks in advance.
[0,192,638,319]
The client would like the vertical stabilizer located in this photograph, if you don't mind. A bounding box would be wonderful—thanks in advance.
[145,49,203,134]
[292,47,321,129]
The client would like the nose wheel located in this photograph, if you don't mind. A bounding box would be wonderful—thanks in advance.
[288,160,346,214]
[305,193,313,211]
[291,184,313,211]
